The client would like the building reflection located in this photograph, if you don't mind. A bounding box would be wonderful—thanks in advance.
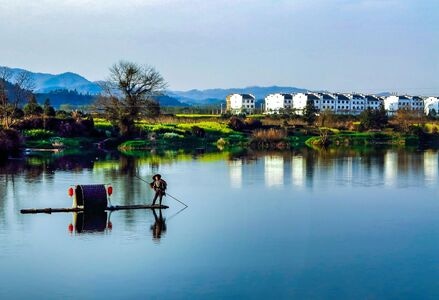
[229,160,243,189]
[291,155,305,188]
[264,155,284,187]
[424,150,438,184]
[224,148,439,189]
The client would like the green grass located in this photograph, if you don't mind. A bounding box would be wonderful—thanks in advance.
[94,118,113,130]
[23,129,55,139]
[24,137,97,149]
[175,114,221,118]
[176,122,235,134]
[304,131,418,148]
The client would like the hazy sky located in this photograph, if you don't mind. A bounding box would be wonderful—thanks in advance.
[0,0,438,94]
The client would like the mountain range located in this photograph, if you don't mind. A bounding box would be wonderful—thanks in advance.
[1,66,311,107]
[2,66,102,95]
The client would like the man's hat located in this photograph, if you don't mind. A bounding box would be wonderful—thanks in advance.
[152,174,161,180]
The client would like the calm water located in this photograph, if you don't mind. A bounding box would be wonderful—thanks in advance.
[1,148,439,299]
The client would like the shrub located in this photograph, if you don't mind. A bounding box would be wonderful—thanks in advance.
[251,129,286,141]
[244,118,262,129]
[228,117,245,131]
[0,129,22,158]
[191,126,206,138]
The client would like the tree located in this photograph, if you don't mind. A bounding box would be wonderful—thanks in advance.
[0,67,35,127]
[97,61,167,136]
[43,98,56,117]
[359,104,388,130]
[23,95,43,116]
[303,98,318,125]
[318,108,335,127]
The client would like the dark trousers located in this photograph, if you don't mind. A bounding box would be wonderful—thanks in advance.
[152,190,164,205]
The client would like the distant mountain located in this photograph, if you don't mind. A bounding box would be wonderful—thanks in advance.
[1,66,102,94]
[2,66,315,107]
[168,85,308,105]
[154,95,189,107]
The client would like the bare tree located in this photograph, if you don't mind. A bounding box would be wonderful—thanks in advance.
[97,61,167,136]
[0,67,35,128]
[0,67,12,128]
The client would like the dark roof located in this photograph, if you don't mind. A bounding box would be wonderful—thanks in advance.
[281,93,293,99]
[321,93,335,100]
[399,95,410,100]
[337,94,350,100]
[352,94,365,99]
[366,95,379,101]
[241,94,255,99]
[307,93,320,100]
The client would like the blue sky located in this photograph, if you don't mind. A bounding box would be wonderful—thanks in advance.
[0,0,437,94]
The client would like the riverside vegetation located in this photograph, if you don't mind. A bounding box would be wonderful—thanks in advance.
[2,60,439,160]
[2,107,439,161]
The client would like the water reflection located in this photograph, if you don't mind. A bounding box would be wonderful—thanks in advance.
[225,148,439,189]
[229,160,242,189]
[265,155,284,187]
[2,147,439,236]
[1,147,439,194]
[69,211,111,234]
[151,209,167,242]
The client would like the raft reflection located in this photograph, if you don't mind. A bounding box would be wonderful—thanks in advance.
[69,211,111,234]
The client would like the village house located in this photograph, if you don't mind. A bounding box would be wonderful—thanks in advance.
[307,92,322,111]
[319,93,336,111]
[365,95,383,110]
[226,93,256,114]
[264,93,293,113]
[292,93,308,115]
[424,96,439,116]
[227,91,435,116]
[334,94,352,114]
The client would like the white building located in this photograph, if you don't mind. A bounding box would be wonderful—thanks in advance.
[412,96,424,112]
[384,95,421,116]
[307,93,322,111]
[384,95,401,115]
[424,97,439,116]
[226,93,255,114]
[319,93,336,111]
[365,95,383,110]
[351,94,366,114]
[292,93,308,115]
[264,93,293,113]
[335,94,352,114]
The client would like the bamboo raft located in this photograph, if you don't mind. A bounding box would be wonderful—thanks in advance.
[20,204,169,214]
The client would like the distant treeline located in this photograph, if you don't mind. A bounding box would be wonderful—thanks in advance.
[35,89,96,109]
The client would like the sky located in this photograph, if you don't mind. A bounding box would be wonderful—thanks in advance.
[0,0,438,94]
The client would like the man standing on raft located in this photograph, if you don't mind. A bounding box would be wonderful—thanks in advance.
[150,174,167,206]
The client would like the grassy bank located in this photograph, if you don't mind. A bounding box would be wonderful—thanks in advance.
[15,115,439,156]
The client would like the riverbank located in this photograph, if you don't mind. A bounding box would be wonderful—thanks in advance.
[3,116,439,161]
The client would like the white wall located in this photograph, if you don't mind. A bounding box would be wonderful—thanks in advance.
[424,97,439,116]
[384,95,399,114]
[292,93,307,114]
[265,93,285,113]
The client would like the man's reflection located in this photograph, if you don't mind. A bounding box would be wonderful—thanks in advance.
[151,209,167,241]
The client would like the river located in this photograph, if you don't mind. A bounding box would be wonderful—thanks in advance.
[1,148,439,299]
